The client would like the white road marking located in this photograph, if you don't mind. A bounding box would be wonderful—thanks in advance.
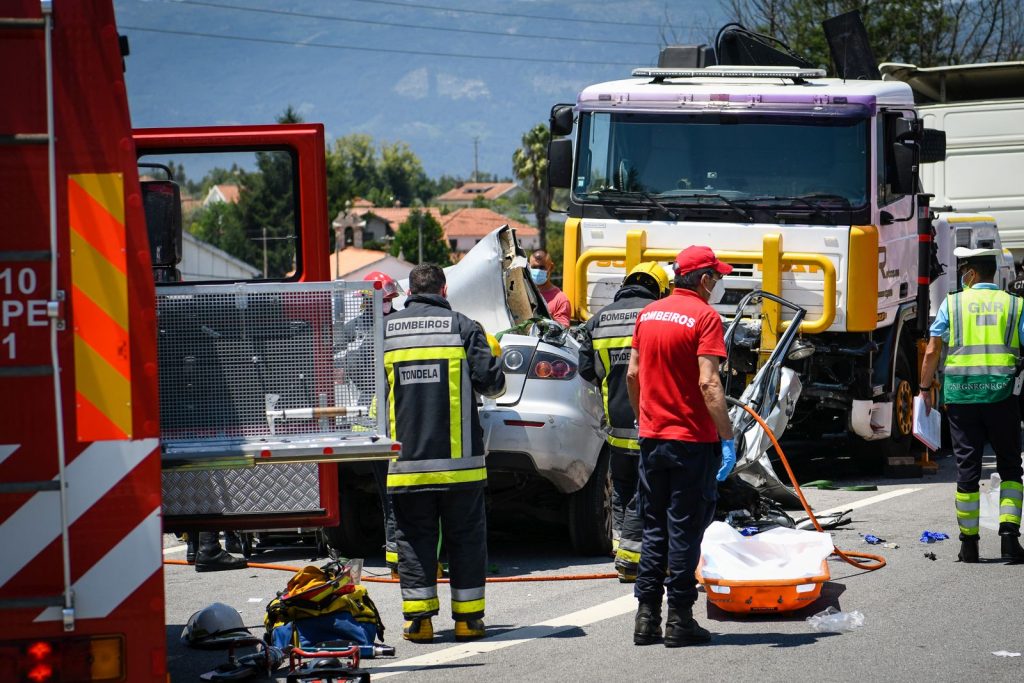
[371,593,636,679]
[815,487,922,516]
[163,544,187,555]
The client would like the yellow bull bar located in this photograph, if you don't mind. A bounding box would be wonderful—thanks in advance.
[572,231,836,352]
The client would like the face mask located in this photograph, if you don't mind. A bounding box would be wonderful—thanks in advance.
[382,300,393,315]
[960,270,974,289]
[530,268,548,286]
[704,276,725,303]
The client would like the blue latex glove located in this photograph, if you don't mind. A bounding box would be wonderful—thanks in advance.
[717,439,736,481]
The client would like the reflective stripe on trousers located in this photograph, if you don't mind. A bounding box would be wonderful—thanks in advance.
[401,585,440,616]
[1000,481,1024,525]
[451,586,486,617]
[956,490,981,535]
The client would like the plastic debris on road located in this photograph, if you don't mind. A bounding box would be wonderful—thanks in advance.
[862,534,884,545]
[924,552,937,561]
[920,531,949,543]
[992,651,1022,657]
[806,607,865,633]
[881,542,900,549]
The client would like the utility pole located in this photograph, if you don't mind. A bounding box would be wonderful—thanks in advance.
[417,210,423,265]
[473,137,479,183]
[262,226,268,278]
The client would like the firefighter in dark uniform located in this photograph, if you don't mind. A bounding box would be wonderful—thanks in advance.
[579,262,670,582]
[385,264,506,643]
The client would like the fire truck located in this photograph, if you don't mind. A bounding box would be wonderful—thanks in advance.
[546,17,955,470]
[1,2,394,680]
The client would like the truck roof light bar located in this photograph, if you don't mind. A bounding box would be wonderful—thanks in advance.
[632,66,826,83]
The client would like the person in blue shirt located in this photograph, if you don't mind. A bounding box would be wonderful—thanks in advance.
[920,247,1024,564]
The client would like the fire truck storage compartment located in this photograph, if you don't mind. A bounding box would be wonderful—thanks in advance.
[158,280,394,517]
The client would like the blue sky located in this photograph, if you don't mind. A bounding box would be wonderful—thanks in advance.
[116,0,726,180]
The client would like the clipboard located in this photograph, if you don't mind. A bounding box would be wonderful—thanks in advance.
[912,395,941,451]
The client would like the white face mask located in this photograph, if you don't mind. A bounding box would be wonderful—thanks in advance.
[704,275,725,304]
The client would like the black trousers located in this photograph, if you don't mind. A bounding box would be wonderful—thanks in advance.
[392,487,486,621]
[371,460,398,566]
[634,438,719,610]
[947,396,1023,492]
[610,448,642,562]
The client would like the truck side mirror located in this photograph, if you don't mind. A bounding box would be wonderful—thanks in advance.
[920,128,946,164]
[141,179,183,269]
[890,142,916,196]
[550,104,574,137]
[548,138,573,190]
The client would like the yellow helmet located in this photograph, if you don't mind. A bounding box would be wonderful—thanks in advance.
[625,261,670,298]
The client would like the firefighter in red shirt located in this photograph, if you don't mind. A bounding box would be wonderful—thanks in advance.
[626,245,736,648]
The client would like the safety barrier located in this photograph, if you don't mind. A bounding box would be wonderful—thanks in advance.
[572,230,837,351]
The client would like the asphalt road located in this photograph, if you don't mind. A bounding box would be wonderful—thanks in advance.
[163,450,1024,682]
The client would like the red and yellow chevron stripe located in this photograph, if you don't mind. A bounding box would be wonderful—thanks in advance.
[68,173,133,440]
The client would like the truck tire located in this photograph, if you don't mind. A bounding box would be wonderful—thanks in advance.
[883,329,916,461]
[323,475,382,559]
[568,448,613,556]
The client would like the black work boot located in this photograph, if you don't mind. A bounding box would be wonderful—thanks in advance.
[999,524,1024,563]
[185,532,198,564]
[958,534,980,563]
[664,606,711,647]
[224,532,244,555]
[195,532,248,572]
[633,602,662,646]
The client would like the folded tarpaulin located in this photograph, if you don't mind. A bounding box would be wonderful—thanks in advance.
[700,521,834,581]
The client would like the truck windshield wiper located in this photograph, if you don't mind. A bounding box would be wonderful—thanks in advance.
[595,188,678,220]
[745,195,835,225]
[659,192,753,222]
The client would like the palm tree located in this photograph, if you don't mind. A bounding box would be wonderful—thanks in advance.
[512,123,551,250]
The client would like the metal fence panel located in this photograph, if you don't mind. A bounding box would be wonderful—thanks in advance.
[157,280,394,463]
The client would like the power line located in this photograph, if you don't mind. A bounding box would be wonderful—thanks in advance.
[344,0,696,31]
[119,25,643,66]
[173,0,658,48]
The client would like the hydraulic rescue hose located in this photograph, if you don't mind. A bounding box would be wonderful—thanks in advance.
[728,397,886,572]
[163,400,885,579]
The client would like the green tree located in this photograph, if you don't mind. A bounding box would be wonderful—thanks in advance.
[326,134,383,217]
[390,208,450,265]
[727,1,1023,68]
[189,200,253,267]
[380,141,433,207]
[512,123,551,250]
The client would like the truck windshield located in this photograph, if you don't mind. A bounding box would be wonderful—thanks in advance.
[575,111,870,210]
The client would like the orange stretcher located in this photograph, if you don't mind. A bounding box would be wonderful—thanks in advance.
[696,558,830,614]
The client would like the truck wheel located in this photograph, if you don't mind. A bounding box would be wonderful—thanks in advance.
[323,476,382,559]
[568,448,613,556]
[883,331,916,460]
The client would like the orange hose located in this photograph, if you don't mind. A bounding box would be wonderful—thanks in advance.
[164,558,617,582]
[166,409,884,579]
[735,402,886,571]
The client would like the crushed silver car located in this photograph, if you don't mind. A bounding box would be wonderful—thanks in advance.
[328,226,611,557]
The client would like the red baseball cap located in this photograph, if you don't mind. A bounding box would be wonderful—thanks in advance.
[674,245,733,276]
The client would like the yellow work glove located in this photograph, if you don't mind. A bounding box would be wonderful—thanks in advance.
[486,333,502,357]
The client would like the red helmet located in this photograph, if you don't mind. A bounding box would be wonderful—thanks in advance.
[363,270,400,299]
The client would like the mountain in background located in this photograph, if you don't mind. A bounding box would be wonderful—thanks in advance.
[116,0,724,181]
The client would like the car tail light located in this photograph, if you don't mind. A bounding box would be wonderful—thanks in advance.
[0,636,124,682]
[501,346,531,373]
[528,351,576,380]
